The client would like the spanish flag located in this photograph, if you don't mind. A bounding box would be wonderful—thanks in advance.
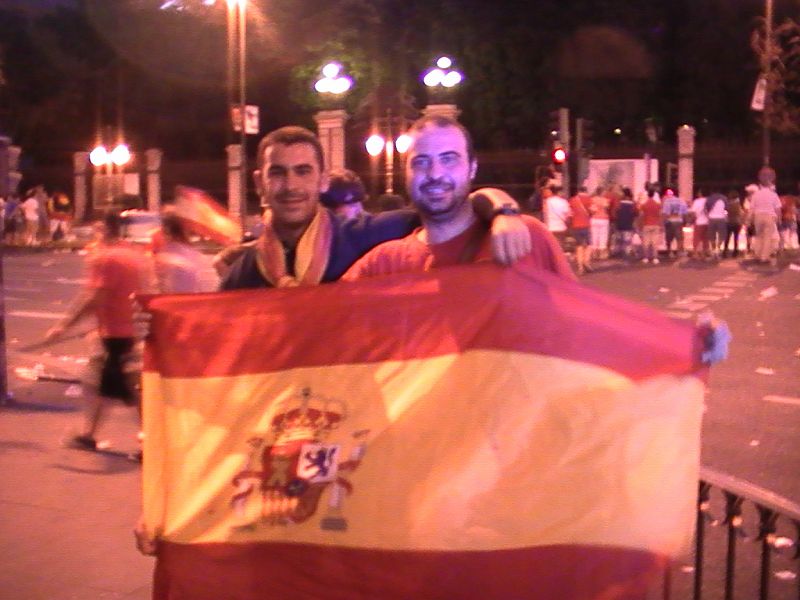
[141,262,706,600]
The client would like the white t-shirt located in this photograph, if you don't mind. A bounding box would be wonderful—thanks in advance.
[21,197,39,222]
[691,198,709,226]
[545,195,570,233]
[750,187,781,216]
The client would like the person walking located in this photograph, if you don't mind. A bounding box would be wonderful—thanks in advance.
[44,210,153,450]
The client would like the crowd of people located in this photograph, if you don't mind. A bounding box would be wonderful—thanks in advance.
[542,169,799,274]
[1,185,74,246]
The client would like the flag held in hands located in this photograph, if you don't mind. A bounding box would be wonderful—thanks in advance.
[141,263,706,600]
[173,186,242,245]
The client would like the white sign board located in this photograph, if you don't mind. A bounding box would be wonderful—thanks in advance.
[584,158,659,197]
[231,104,260,135]
[750,77,767,112]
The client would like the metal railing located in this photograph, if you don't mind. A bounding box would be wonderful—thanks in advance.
[682,467,800,600]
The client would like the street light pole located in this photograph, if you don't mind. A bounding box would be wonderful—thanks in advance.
[237,0,247,226]
[763,0,773,167]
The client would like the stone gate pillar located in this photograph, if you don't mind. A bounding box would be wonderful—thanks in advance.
[314,109,349,171]
[145,148,163,213]
[226,144,243,221]
[677,125,696,203]
[72,151,89,221]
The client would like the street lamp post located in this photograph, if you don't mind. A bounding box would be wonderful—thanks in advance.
[313,62,353,172]
[365,130,411,195]
[762,0,774,167]
[89,141,132,207]
[422,56,463,121]
[227,0,247,226]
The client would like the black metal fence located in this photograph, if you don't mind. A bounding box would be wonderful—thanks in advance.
[664,467,800,600]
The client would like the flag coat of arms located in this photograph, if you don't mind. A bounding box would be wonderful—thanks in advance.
[141,262,706,600]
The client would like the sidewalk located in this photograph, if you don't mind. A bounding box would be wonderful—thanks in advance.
[0,370,153,598]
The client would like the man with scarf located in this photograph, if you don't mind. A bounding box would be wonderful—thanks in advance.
[221,126,532,290]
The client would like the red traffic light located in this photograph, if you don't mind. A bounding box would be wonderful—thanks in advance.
[552,146,567,164]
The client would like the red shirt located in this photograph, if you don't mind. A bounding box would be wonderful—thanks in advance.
[568,193,592,229]
[342,216,575,282]
[640,198,663,227]
[88,243,151,338]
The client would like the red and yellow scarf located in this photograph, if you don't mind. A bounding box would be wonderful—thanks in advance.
[255,208,333,287]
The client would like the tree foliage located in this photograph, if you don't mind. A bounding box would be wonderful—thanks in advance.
[752,15,800,135]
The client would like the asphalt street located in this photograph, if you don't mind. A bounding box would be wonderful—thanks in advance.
[0,247,798,599]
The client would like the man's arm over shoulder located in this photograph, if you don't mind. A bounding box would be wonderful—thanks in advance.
[342,209,419,253]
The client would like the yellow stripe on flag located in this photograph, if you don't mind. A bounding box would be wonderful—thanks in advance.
[143,350,703,557]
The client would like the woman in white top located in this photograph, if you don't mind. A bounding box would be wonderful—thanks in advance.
[690,192,710,258]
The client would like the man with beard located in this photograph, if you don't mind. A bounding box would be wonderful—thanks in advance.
[342,115,574,280]
[221,126,532,290]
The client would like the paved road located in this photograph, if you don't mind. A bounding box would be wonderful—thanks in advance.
[584,254,800,502]
[1,248,798,599]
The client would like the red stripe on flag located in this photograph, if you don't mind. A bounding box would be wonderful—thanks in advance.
[142,262,705,381]
[154,541,665,600]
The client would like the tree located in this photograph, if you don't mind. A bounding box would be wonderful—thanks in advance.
[752,15,800,135]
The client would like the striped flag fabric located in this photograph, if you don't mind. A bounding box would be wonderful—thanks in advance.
[141,262,706,600]
[173,186,242,245]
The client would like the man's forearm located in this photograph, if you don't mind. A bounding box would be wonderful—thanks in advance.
[470,188,520,223]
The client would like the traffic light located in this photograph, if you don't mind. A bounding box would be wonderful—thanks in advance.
[575,118,594,153]
[551,145,568,167]
[548,107,570,145]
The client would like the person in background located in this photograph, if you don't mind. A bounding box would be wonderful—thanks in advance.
[705,188,728,260]
[662,188,687,258]
[638,187,662,264]
[568,186,593,274]
[778,189,799,253]
[20,187,41,246]
[320,169,368,220]
[47,190,74,241]
[750,167,782,265]
[722,189,743,258]
[153,210,218,293]
[742,184,757,255]
[589,186,610,259]
[612,187,637,259]
[44,211,153,451]
[690,189,710,260]
[543,185,570,250]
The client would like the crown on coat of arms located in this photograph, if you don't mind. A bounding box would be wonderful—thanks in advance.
[270,387,345,445]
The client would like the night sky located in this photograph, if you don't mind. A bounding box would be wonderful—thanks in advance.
[1,0,798,188]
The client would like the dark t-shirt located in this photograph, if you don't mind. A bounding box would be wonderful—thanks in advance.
[615,200,637,231]
[221,208,420,290]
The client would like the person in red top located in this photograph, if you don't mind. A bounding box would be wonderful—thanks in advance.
[568,187,593,274]
[46,211,153,451]
[343,115,574,282]
[638,191,663,264]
